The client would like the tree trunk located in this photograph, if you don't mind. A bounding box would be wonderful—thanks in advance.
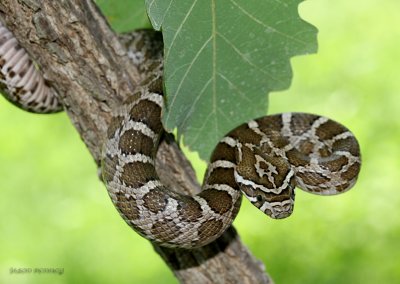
[0,1,273,283]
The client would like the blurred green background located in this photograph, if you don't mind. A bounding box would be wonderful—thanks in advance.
[1,0,399,283]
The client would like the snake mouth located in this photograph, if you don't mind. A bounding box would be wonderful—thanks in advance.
[262,201,294,219]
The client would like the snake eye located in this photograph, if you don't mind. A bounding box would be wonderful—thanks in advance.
[256,195,263,202]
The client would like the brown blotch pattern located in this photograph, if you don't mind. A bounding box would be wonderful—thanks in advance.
[259,158,291,187]
[121,162,157,188]
[177,196,203,222]
[114,191,140,220]
[141,73,163,93]
[325,155,349,172]
[257,115,284,132]
[102,154,119,183]
[236,146,261,183]
[297,140,315,155]
[232,194,242,216]
[340,163,360,181]
[263,188,292,203]
[151,219,181,242]
[229,126,261,145]
[286,149,309,167]
[316,120,346,141]
[129,99,162,133]
[297,171,330,186]
[290,114,319,136]
[143,187,169,213]
[206,167,237,189]
[336,182,352,192]
[333,137,360,157]
[318,145,332,157]
[119,129,154,156]
[198,219,224,242]
[199,189,233,214]
[266,129,290,149]
[107,115,124,139]
[210,142,236,163]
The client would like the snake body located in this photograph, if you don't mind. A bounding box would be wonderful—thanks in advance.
[1,23,361,249]
[0,22,61,113]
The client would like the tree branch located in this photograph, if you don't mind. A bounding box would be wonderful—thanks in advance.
[0,1,273,283]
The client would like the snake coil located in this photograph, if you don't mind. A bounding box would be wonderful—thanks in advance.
[1,23,361,249]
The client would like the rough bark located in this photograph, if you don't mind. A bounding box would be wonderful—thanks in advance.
[0,1,273,283]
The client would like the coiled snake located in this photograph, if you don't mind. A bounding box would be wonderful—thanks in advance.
[1,23,361,249]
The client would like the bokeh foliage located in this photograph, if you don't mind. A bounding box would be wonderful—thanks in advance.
[1,0,399,283]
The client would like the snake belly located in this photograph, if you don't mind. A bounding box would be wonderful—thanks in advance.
[0,21,62,113]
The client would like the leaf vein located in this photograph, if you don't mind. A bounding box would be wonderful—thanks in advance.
[217,31,284,84]
[229,0,307,46]
[165,0,198,60]
[165,35,213,122]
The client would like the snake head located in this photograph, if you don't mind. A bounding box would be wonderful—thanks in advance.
[234,143,296,219]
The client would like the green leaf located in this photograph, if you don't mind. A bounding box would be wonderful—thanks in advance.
[96,0,151,33]
[149,0,318,160]
[145,0,173,30]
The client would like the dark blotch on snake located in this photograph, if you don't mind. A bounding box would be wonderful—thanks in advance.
[178,196,203,222]
[316,119,346,141]
[257,115,284,133]
[333,137,360,157]
[324,155,349,172]
[336,181,352,192]
[258,159,290,187]
[143,187,169,213]
[103,154,119,183]
[114,191,140,220]
[151,219,182,242]
[262,187,293,203]
[229,126,262,146]
[129,99,162,133]
[119,129,154,156]
[107,115,124,139]
[198,219,224,241]
[285,149,309,167]
[199,189,233,214]
[210,142,236,163]
[340,162,360,181]
[296,171,330,186]
[297,140,315,155]
[262,129,290,150]
[206,167,238,189]
[140,73,163,93]
[290,114,319,136]
[318,145,332,157]
[121,162,156,188]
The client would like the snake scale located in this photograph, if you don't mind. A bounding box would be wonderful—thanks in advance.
[1,22,361,249]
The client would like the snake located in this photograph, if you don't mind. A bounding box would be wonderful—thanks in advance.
[0,22,361,249]
[0,22,62,113]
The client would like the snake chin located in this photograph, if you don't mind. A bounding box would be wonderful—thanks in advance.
[268,208,293,219]
[261,201,294,219]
